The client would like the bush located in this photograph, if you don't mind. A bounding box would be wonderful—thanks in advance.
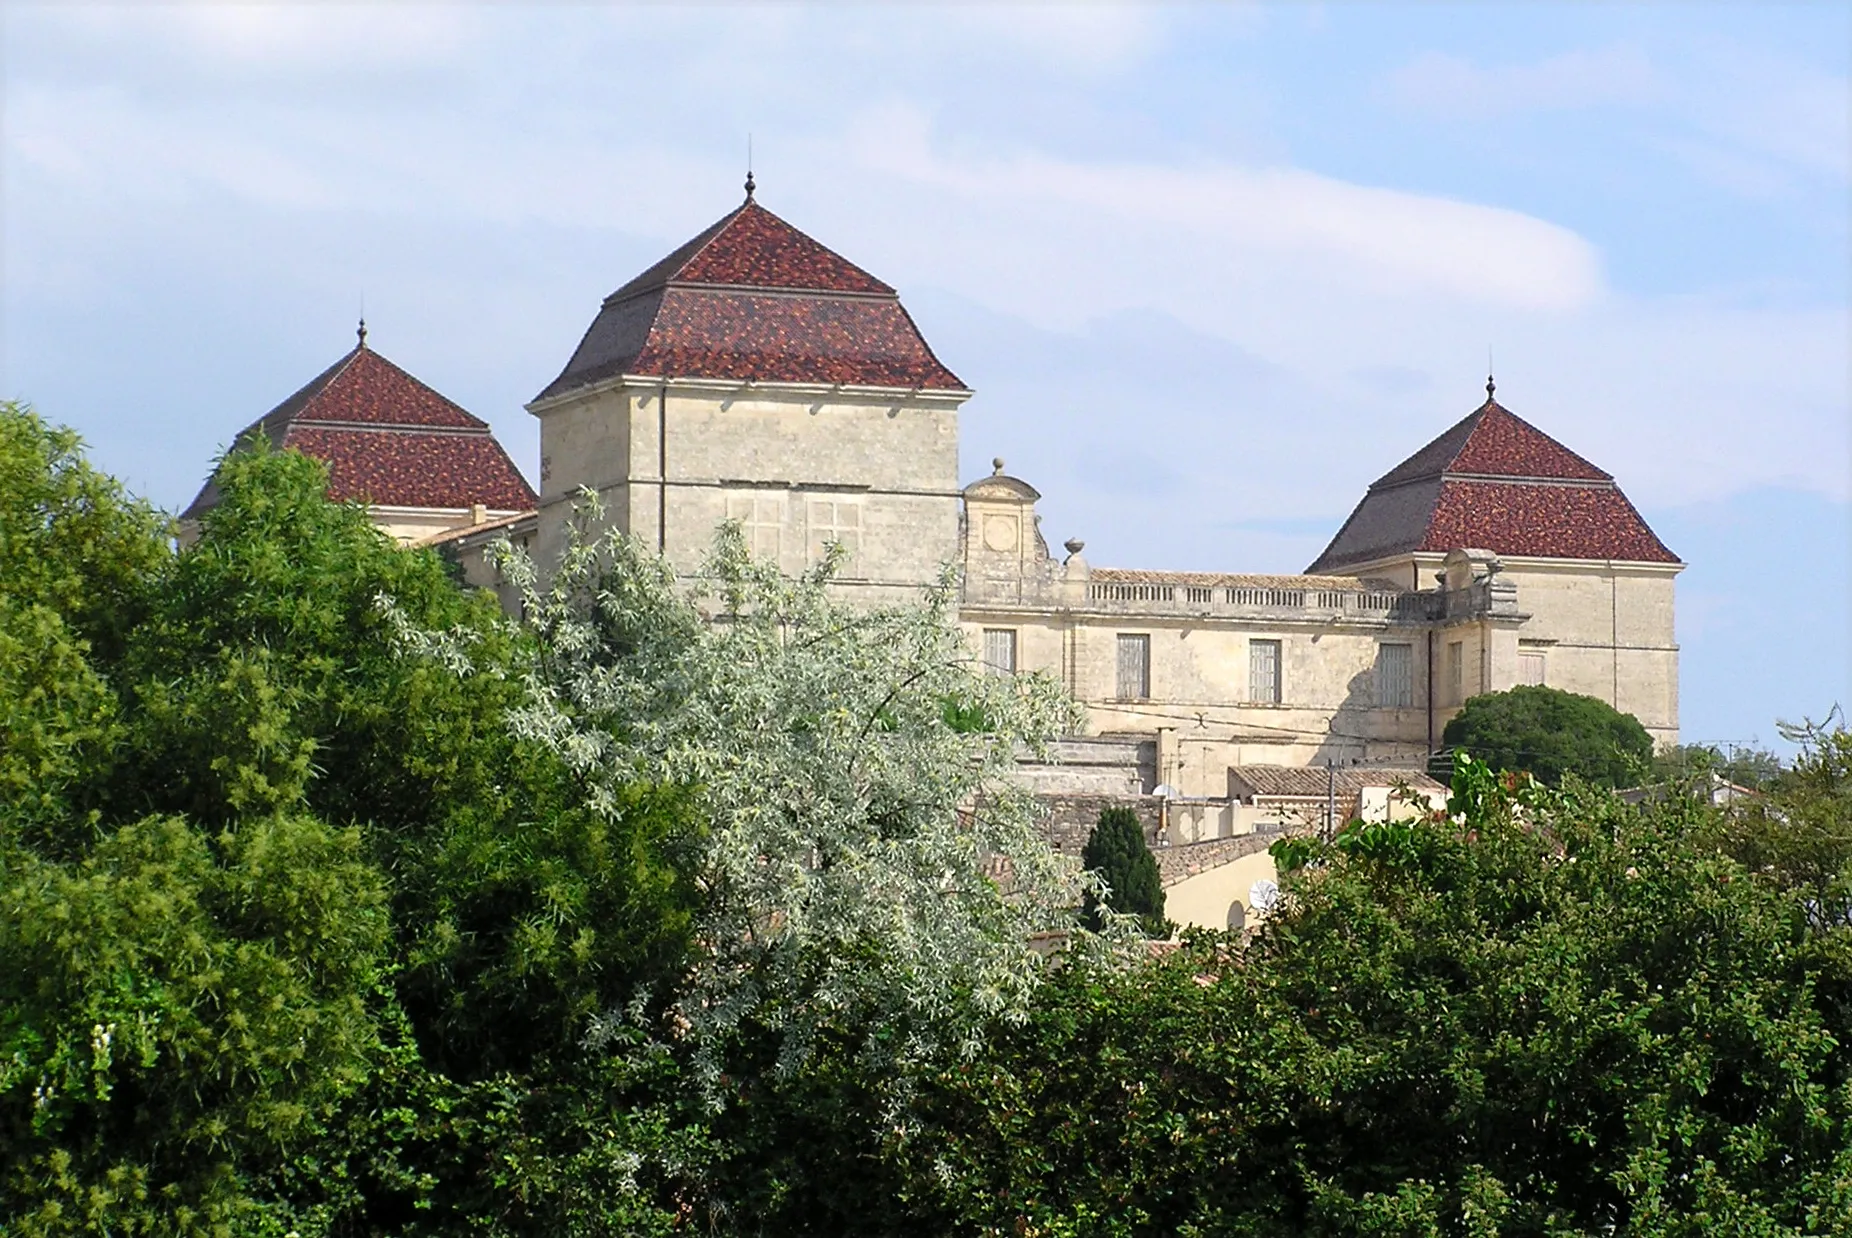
[1443,684,1654,787]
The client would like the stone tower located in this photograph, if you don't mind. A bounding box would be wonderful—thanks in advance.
[1308,386,1684,745]
[528,190,972,603]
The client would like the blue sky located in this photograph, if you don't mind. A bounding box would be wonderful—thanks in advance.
[3,3,1846,753]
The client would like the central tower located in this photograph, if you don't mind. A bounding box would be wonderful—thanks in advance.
[528,187,971,602]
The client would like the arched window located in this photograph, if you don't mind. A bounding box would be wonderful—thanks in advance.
[1226,900,1247,931]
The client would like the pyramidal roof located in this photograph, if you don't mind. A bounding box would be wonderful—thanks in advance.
[184,333,537,519]
[535,194,965,402]
[1307,386,1678,571]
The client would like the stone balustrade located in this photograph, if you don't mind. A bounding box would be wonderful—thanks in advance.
[1071,581,1443,623]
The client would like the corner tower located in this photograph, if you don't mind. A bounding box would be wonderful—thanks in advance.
[183,326,536,544]
[528,186,971,601]
[1309,381,1684,745]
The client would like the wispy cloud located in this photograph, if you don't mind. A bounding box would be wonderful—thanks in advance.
[1387,45,1666,117]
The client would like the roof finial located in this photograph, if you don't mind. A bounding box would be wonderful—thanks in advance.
[1486,346,1494,401]
[992,456,1006,475]
[357,316,368,349]
[744,133,755,201]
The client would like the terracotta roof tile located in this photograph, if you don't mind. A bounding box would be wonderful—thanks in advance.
[184,341,536,520]
[538,198,962,400]
[283,426,535,512]
[1373,399,1607,487]
[1228,765,1445,799]
[675,202,892,294]
[632,290,961,388]
[1308,391,1676,570]
[1420,480,1678,562]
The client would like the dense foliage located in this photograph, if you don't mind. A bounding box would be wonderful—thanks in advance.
[1080,805,1167,935]
[6,402,1851,1236]
[901,751,1852,1235]
[1443,684,1655,787]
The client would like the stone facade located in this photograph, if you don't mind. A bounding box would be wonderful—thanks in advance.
[526,379,967,605]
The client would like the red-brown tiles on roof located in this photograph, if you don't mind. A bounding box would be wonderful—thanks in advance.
[285,427,536,511]
[629,290,963,388]
[674,203,893,294]
[538,199,963,400]
[1309,393,1678,570]
[185,342,537,520]
[1446,402,1610,480]
[1420,480,1677,563]
[298,348,486,428]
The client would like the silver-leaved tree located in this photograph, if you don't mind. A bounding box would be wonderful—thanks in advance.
[401,496,1092,1104]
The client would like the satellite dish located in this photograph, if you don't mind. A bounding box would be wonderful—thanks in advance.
[1153,783,1180,799]
[1249,879,1280,914]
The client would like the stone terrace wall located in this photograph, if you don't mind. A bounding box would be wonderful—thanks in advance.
[1154,829,1283,888]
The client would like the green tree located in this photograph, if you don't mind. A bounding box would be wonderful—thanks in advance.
[1656,741,1787,792]
[2,421,705,1235]
[1081,805,1167,935]
[0,405,169,838]
[893,751,1852,1236]
[1443,683,1654,787]
[397,501,1095,1231]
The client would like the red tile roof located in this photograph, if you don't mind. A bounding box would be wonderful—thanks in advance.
[184,339,536,519]
[1421,479,1677,562]
[282,426,536,512]
[675,202,893,294]
[537,197,964,400]
[1308,393,1677,570]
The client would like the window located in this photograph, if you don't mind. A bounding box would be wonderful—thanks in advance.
[805,498,861,569]
[1446,641,1464,705]
[1377,642,1413,708]
[1116,633,1150,700]
[725,492,786,563]
[1248,639,1281,704]
[1519,651,1546,686]
[982,628,1018,676]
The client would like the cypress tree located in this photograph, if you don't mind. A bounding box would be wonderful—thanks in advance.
[1081,805,1167,935]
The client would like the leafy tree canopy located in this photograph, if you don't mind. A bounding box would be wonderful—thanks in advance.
[899,752,1852,1235]
[1443,684,1654,787]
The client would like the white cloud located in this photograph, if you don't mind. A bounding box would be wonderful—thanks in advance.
[1387,45,1666,117]
[837,103,1603,321]
[1,2,1843,528]
[50,3,475,72]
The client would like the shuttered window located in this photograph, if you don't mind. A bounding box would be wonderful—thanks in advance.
[1116,634,1150,700]
[805,499,861,569]
[1377,642,1413,708]
[983,628,1018,676]
[1447,641,1465,704]
[724,492,786,564]
[1249,639,1282,704]
[1519,651,1546,686]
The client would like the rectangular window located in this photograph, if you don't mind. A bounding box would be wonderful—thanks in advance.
[1377,642,1413,708]
[725,492,786,564]
[1447,641,1465,705]
[1116,633,1150,700]
[1519,651,1546,686]
[982,628,1018,676]
[805,498,862,569]
[1248,639,1282,704]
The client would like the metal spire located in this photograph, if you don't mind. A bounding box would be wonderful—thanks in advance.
[357,316,368,349]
